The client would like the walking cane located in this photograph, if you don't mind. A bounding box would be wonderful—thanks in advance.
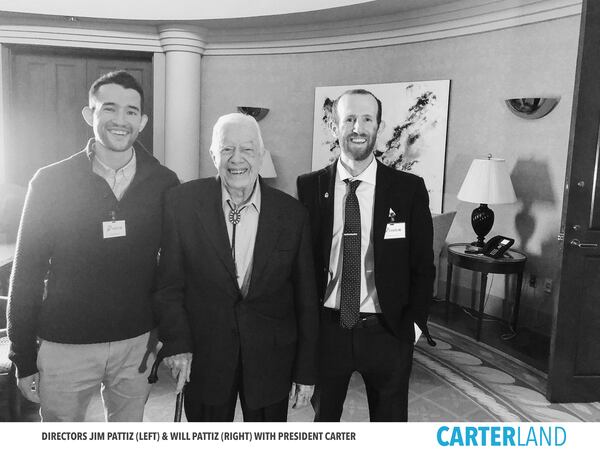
[148,356,184,422]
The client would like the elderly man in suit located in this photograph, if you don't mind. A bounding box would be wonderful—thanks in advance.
[297,89,436,422]
[154,113,318,422]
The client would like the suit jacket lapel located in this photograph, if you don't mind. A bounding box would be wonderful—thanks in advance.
[320,163,336,267]
[247,182,282,299]
[196,178,238,285]
[373,160,393,267]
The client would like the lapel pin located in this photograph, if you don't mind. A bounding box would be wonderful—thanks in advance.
[324,192,329,198]
[388,208,396,222]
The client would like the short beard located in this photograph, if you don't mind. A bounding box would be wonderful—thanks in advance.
[341,138,376,162]
[351,147,373,161]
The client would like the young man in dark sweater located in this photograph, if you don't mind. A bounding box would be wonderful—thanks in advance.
[7,71,179,421]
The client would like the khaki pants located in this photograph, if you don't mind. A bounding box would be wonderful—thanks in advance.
[36,331,157,422]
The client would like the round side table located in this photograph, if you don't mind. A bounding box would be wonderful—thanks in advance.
[445,243,527,341]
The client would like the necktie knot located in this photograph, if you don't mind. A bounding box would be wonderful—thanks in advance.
[345,179,361,194]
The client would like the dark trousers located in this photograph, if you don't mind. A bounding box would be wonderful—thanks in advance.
[312,308,414,422]
[183,354,288,422]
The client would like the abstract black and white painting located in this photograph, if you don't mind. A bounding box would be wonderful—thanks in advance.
[312,80,450,213]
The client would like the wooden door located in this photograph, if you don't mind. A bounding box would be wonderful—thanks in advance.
[6,47,152,186]
[9,52,88,186]
[547,0,600,402]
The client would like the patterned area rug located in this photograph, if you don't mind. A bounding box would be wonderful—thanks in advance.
[412,322,600,422]
[2,322,600,422]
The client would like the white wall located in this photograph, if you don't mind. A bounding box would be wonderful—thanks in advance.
[0,10,581,335]
[199,16,581,334]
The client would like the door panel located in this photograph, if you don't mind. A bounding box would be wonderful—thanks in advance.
[7,47,152,187]
[9,53,87,186]
[573,256,600,375]
[55,60,91,162]
[548,0,600,402]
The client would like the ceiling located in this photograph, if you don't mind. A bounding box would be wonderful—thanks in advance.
[0,0,477,28]
[0,0,578,52]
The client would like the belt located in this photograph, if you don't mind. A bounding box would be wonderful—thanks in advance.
[321,307,383,328]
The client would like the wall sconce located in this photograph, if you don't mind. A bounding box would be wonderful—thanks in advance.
[505,97,560,120]
[259,150,277,178]
[237,106,269,122]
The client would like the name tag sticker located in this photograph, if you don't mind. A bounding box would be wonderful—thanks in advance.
[384,222,405,239]
[103,220,126,239]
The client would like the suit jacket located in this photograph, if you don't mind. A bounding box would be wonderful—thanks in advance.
[297,159,436,345]
[154,177,319,409]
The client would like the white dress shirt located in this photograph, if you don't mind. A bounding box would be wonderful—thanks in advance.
[221,181,261,291]
[92,148,137,201]
[324,156,381,313]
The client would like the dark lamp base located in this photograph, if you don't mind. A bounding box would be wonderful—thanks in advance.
[471,203,494,247]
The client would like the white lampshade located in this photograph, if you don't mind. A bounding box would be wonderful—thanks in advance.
[259,149,277,178]
[457,157,516,205]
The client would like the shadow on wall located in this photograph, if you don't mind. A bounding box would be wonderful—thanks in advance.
[511,157,556,260]
[510,158,560,334]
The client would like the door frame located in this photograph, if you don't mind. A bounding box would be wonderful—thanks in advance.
[0,44,11,184]
[548,0,600,402]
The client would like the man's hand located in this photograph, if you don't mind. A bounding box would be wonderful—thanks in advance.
[289,383,314,409]
[163,353,193,393]
[17,372,40,403]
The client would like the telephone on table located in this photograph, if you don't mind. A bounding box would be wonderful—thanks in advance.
[465,235,515,259]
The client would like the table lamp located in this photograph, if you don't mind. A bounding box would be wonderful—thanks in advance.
[457,155,516,247]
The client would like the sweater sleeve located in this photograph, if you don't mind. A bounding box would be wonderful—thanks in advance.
[7,170,54,378]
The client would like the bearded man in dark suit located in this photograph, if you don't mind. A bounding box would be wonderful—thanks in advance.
[297,89,436,422]
[154,113,318,422]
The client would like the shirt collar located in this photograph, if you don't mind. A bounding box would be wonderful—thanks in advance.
[90,139,136,176]
[221,179,261,214]
[94,148,136,176]
[336,155,377,185]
